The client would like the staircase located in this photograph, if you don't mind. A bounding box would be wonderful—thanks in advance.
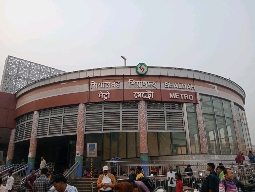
[70,178,98,192]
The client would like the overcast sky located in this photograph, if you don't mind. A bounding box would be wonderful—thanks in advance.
[0,0,254,143]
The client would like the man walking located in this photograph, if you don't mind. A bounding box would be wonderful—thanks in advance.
[6,170,14,192]
[26,169,36,192]
[201,163,219,192]
[33,168,50,192]
[40,157,46,169]
[167,166,176,192]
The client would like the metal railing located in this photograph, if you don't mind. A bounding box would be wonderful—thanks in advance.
[0,164,15,175]
[1,164,28,181]
[107,159,251,174]
[64,161,79,181]
[112,159,255,190]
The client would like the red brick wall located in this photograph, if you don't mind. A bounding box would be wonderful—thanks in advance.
[0,92,16,128]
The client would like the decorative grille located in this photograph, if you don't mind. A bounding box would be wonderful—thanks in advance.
[1,56,65,94]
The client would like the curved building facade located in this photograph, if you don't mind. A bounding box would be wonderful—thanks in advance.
[0,57,251,173]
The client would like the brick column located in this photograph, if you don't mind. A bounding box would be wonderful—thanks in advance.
[75,104,85,177]
[196,94,207,153]
[231,101,242,152]
[6,129,16,166]
[27,111,39,175]
[138,101,149,176]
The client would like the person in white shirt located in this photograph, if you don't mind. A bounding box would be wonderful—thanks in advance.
[6,170,14,192]
[0,178,8,192]
[40,157,46,169]
[167,166,176,192]
[97,166,116,192]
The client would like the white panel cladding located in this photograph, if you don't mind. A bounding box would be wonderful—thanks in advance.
[174,69,185,77]
[93,69,101,77]
[167,68,176,76]
[60,74,67,81]
[54,76,61,83]
[130,67,137,76]
[184,70,194,78]
[86,70,94,77]
[79,71,87,78]
[159,68,168,76]
[100,68,116,76]
[145,67,161,76]
[193,71,201,79]
[115,68,131,75]
[67,72,79,80]
[204,74,211,81]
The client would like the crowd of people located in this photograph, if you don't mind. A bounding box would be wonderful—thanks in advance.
[166,162,243,192]
[93,162,245,192]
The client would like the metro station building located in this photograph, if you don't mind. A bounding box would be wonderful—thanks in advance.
[0,56,252,172]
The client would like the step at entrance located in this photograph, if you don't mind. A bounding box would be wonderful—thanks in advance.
[70,178,98,192]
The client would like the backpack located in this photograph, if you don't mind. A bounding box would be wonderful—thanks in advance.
[141,177,155,191]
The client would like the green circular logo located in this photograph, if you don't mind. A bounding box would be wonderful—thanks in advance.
[136,63,148,75]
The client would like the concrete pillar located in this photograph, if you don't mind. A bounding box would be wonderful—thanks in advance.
[6,129,16,166]
[196,94,208,154]
[75,103,85,177]
[138,101,149,176]
[27,111,39,175]
[231,101,242,152]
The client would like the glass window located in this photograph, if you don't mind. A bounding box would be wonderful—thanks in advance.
[222,100,232,118]
[158,133,171,156]
[226,118,238,154]
[216,116,230,154]
[203,114,220,154]
[148,133,159,156]
[186,103,196,113]
[187,112,200,154]
[213,98,224,116]
[171,132,187,155]
[201,95,214,114]
[127,132,137,158]
[235,106,240,120]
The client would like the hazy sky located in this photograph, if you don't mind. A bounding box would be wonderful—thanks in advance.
[0,1,255,143]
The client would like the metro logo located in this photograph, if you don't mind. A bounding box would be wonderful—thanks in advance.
[136,63,148,75]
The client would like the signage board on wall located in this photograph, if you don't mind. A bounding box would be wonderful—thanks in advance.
[87,143,97,157]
